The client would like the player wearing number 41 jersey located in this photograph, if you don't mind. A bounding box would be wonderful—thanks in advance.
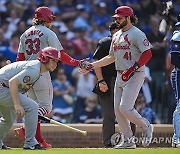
[14,6,91,148]
[81,6,154,149]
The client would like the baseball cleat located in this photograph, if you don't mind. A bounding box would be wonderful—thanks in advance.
[23,144,45,150]
[172,135,180,148]
[142,124,154,147]
[14,127,25,142]
[1,145,11,150]
[172,142,180,148]
[38,139,52,149]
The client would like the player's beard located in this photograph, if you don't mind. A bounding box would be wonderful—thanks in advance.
[116,18,128,29]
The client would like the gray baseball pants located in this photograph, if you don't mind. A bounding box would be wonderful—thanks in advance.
[114,71,150,140]
[0,85,38,148]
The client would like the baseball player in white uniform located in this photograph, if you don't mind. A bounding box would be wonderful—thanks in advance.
[80,6,154,149]
[14,6,91,148]
[0,47,61,150]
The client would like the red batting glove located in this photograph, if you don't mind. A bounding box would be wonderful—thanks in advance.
[121,62,140,81]
[121,67,134,81]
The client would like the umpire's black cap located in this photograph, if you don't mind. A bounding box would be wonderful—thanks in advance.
[109,22,119,31]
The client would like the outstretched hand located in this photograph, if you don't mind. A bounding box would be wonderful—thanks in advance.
[78,58,94,71]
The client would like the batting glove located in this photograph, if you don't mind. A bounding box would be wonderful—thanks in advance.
[121,62,140,81]
[78,58,94,71]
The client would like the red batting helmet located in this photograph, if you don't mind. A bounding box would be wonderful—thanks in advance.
[34,6,55,23]
[112,6,134,18]
[38,47,61,64]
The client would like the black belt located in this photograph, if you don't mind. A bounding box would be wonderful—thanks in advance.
[1,83,8,88]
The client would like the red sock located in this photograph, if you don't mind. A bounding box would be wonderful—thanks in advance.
[35,120,43,143]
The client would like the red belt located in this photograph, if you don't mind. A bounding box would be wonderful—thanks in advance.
[1,83,8,88]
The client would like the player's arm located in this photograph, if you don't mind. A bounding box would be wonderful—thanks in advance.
[16,35,26,61]
[60,50,93,70]
[48,32,93,69]
[136,49,152,68]
[9,77,25,117]
[92,54,115,68]
[60,50,79,66]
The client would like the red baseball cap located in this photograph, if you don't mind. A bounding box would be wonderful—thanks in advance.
[112,6,134,18]
[35,6,55,23]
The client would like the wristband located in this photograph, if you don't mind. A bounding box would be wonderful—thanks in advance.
[132,62,140,71]
[98,79,105,84]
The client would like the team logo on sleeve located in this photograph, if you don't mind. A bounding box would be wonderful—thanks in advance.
[143,39,150,46]
[23,76,31,83]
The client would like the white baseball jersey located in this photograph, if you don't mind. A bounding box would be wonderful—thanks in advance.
[18,25,63,60]
[0,60,41,93]
[109,26,152,71]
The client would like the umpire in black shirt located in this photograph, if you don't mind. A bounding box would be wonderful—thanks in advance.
[93,22,119,147]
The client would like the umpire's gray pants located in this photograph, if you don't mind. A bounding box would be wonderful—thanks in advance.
[114,72,150,140]
[0,85,38,148]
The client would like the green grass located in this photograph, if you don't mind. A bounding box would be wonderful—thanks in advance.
[0,148,180,154]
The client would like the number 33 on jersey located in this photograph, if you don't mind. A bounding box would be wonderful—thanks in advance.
[18,25,63,61]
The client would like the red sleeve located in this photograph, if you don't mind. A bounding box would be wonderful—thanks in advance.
[16,52,25,61]
[60,50,79,66]
[137,49,152,67]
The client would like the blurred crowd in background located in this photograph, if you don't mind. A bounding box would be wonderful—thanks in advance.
[0,0,180,124]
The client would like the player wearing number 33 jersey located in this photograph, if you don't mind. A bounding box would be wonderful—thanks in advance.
[18,18,63,61]
[15,6,91,148]
[15,7,63,148]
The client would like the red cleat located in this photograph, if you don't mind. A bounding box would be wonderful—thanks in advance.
[14,127,25,142]
[38,139,52,149]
